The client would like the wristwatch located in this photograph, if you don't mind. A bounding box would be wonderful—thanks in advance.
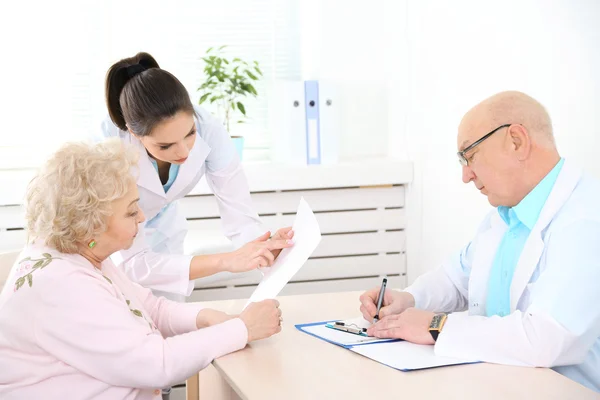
[428,313,448,342]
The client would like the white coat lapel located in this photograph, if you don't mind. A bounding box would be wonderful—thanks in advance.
[166,134,211,202]
[469,212,506,314]
[509,159,582,309]
[130,135,166,199]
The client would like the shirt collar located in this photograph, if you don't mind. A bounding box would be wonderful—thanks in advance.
[498,158,564,230]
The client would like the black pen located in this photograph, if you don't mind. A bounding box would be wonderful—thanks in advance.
[373,277,387,323]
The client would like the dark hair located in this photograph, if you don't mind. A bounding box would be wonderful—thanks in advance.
[105,52,195,136]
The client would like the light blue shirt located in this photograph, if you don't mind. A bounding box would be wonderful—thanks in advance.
[149,159,180,193]
[486,158,564,317]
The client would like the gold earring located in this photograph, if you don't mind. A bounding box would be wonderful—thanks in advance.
[88,240,97,249]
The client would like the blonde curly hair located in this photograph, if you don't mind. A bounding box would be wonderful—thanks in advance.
[25,138,139,253]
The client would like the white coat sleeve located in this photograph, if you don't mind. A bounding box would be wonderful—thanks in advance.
[114,217,194,297]
[404,212,494,312]
[434,220,600,367]
[404,244,471,313]
[33,268,248,389]
[197,108,265,249]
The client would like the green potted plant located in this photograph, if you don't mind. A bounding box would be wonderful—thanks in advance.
[197,46,262,159]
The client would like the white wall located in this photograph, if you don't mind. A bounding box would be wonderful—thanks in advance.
[300,0,397,160]
[390,0,600,281]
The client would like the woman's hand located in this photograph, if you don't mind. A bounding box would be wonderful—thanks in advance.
[239,299,283,342]
[220,232,293,273]
[269,227,294,258]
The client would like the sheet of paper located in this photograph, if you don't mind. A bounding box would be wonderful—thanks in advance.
[350,340,477,371]
[302,318,393,347]
[244,197,321,308]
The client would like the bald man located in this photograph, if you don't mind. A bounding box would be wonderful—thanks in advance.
[360,91,600,392]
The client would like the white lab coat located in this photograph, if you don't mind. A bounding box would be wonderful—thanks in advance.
[98,106,264,300]
[405,159,600,392]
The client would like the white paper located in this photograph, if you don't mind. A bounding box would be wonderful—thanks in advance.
[244,197,321,308]
[302,318,392,347]
[350,340,477,371]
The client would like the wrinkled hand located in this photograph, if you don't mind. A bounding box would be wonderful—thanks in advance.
[359,288,415,323]
[367,308,436,345]
[270,227,294,258]
[195,309,235,329]
[240,299,283,342]
[221,232,293,273]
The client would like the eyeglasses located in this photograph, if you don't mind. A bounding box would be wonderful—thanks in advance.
[457,124,511,166]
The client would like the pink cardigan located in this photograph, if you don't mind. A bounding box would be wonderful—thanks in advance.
[0,244,248,399]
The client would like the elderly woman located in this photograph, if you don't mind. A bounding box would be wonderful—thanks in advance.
[0,139,282,399]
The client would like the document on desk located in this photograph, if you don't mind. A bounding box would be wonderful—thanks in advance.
[244,197,322,309]
[350,340,477,371]
[296,319,478,371]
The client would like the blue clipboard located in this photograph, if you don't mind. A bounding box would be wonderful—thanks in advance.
[295,320,399,349]
[296,320,480,371]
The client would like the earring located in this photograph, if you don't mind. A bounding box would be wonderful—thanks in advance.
[88,240,97,249]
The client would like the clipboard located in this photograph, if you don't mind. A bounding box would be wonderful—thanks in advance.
[325,320,368,336]
[295,319,479,371]
[296,319,398,349]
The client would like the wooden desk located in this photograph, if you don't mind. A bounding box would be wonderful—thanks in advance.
[187,291,598,400]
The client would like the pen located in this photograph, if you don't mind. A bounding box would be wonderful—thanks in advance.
[373,277,387,323]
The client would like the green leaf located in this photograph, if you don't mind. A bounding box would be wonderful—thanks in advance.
[233,58,242,63]
[15,277,25,290]
[198,92,210,104]
[236,120,246,124]
[223,59,229,64]
[245,70,258,80]
[19,257,31,263]
[237,102,246,116]
[126,300,131,305]
[33,260,44,268]
[206,47,214,53]
[245,83,258,96]
[231,102,237,110]
[218,45,227,50]
[131,309,143,318]
[40,259,51,269]
[26,274,32,287]
[254,66,263,76]
[42,253,52,258]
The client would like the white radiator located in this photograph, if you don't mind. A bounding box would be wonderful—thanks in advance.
[0,160,413,301]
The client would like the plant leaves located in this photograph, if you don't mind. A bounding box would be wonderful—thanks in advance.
[19,257,31,263]
[218,45,227,50]
[33,260,44,268]
[26,274,32,287]
[245,83,258,96]
[206,46,214,53]
[231,102,236,110]
[15,277,25,290]
[254,66,263,76]
[198,93,210,104]
[237,102,246,116]
[245,70,258,80]
[42,253,52,259]
[126,300,131,306]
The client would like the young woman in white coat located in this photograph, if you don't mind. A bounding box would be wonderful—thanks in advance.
[98,52,293,303]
